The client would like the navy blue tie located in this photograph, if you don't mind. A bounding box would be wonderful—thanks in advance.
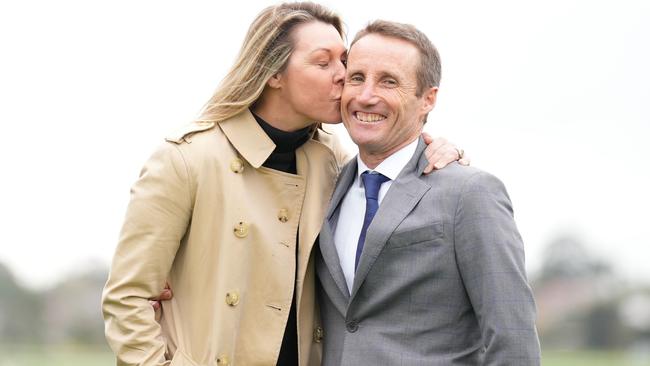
[355,171,391,270]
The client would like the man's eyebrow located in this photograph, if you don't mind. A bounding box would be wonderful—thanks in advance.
[345,68,363,76]
[378,70,400,80]
[345,69,399,80]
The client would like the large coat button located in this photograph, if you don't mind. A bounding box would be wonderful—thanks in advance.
[225,292,240,306]
[230,158,244,173]
[278,208,289,223]
[216,355,229,365]
[313,326,324,343]
[233,222,249,238]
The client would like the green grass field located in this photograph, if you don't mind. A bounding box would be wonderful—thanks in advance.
[1,346,648,366]
[1,345,114,366]
[543,350,647,366]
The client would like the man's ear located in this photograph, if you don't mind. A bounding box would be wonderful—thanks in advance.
[267,73,283,89]
[421,86,438,114]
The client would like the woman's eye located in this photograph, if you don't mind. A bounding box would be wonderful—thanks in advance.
[318,62,329,68]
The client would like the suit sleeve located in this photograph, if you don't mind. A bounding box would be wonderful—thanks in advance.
[453,172,541,365]
[102,142,193,366]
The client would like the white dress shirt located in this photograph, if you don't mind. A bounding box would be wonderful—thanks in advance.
[333,138,419,293]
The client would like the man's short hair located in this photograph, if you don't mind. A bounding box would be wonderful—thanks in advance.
[351,20,441,97]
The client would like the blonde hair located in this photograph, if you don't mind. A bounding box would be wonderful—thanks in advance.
[197,2,343,123]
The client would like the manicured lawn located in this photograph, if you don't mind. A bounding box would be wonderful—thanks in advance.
[2,346,649,366]
[543,350,648,366]
[1,345,114,366]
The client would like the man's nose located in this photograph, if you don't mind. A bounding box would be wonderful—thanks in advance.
[356,82,379,105]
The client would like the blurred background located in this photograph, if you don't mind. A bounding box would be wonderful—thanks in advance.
[1,0,648,365]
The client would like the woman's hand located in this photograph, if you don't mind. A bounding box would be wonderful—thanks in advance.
[150,282,173,321]
[422,132,470,174]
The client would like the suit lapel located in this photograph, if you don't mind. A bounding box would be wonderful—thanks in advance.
[318,159,358,301]
[326,159,358,221]
[350,138,431,300]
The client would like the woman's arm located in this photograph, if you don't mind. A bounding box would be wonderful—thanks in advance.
[102,142,193,366]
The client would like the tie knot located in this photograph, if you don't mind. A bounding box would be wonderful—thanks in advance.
[361,171,390,200]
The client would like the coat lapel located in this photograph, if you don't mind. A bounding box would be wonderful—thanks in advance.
[318,159,358,301]
[350,138,431,300]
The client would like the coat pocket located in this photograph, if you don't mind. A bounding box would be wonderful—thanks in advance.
[387,222,444,249]
[170,349,200,366]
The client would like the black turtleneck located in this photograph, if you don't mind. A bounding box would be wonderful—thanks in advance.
[253,112,310,366]
[253,112,311,174]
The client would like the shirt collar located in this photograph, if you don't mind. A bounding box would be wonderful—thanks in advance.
[356,138,420,183]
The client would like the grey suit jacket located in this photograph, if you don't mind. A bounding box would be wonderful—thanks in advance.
[316,138,541,365]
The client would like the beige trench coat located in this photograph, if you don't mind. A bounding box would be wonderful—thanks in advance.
[102,110,349,366]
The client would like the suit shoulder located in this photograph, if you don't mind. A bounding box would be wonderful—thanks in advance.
[424,164,514,219]
[427,163,507,195]
[339,155,358,177]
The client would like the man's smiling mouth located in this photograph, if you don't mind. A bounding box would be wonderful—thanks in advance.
[354,111,387,122]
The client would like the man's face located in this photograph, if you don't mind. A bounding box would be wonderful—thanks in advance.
[341,34,437,158]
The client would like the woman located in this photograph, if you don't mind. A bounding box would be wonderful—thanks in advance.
[102,3,463,366]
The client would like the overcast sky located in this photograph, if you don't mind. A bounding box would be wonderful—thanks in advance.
[1,0,648,289]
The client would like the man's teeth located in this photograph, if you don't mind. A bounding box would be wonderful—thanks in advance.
[355,112,386,122]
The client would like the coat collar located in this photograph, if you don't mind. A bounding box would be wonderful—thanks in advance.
[218,110,322,169]
[218,109,277,169]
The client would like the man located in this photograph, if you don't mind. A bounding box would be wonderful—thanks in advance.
[316,20,541,365]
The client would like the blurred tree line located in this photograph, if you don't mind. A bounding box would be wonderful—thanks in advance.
[0,263,107,346]
[1,233,649,355]
[532,234,650,354]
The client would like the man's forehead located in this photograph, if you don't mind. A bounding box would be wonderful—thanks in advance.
[349,34,416,58]
[346,34,418,73]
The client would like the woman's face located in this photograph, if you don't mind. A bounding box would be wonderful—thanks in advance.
[274,21,347,126]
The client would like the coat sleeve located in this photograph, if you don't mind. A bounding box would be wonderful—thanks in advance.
[331,132,354,169]
[453,171,541,365]
[102,142,193,366]
[318,124,354,169]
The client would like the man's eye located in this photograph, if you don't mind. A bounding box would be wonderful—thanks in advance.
[349,75,363,82]
[383,79,398,86]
